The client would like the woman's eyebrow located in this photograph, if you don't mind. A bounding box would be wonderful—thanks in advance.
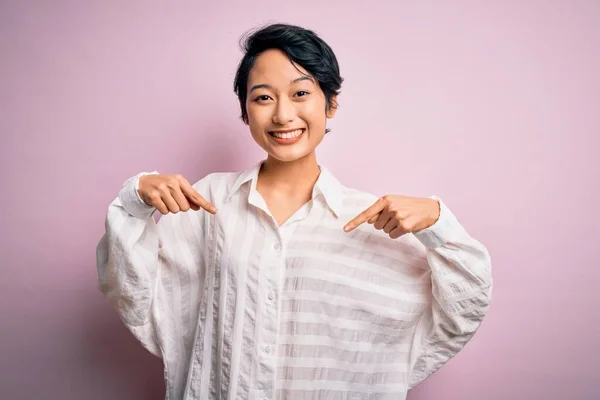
[291,76,314,85]
[249,83,271,93]
[249,76,314,93]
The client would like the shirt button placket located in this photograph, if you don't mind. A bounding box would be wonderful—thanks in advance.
[258,237,282,400]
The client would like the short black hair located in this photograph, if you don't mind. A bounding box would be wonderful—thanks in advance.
[233,23,343,125]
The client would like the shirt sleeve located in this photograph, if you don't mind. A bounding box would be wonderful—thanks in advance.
[407,196,493,388]
[95,172,207,358]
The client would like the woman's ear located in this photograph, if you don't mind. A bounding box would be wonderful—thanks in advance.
[326,95,338,119]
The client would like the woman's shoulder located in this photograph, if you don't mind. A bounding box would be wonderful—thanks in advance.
[338,185,380,212]
[189,171,240,201]
[191,171,239,186]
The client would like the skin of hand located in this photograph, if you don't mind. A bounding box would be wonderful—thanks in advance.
[344,195,440,239]
[138,174,217,215]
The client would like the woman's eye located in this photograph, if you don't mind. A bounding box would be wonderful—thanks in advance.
[255,95,271,102]
[296,91,309,97]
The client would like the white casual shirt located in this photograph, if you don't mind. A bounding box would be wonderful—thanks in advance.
[96,162,492,400]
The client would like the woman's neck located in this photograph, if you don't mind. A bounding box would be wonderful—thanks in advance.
[258,152,321,197]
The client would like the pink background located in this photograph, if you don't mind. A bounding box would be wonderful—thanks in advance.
[1,1,599,399]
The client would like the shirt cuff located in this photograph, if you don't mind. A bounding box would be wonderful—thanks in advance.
[412,196,467,249]
[118,171,159,220]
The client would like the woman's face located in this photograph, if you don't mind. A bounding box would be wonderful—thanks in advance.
[245,49,337,163]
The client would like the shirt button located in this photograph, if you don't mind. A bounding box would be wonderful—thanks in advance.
[264,345,271,354]
[268,292,274,301]
[273,242,281,250]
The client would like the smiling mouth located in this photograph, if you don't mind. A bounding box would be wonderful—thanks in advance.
[268,129,305,139]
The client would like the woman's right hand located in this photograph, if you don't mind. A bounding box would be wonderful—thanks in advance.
[138,174,217,215]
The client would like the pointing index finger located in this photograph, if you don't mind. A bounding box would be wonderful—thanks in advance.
[181,181,217,214]
[343,198,386,232]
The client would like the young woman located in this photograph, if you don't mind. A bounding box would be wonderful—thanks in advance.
[97,23,492,400]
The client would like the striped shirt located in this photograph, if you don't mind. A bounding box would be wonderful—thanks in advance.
[96,162,493,400]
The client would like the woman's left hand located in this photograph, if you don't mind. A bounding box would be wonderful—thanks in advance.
[343,195,440,239]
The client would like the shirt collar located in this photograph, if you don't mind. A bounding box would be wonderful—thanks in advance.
[312,165,344,217]
[227,161,262,200]
[226,161,345,217]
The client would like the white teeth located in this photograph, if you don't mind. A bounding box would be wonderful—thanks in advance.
[272,129,303,139]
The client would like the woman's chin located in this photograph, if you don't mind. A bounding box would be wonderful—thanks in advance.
[266,147,315,163]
